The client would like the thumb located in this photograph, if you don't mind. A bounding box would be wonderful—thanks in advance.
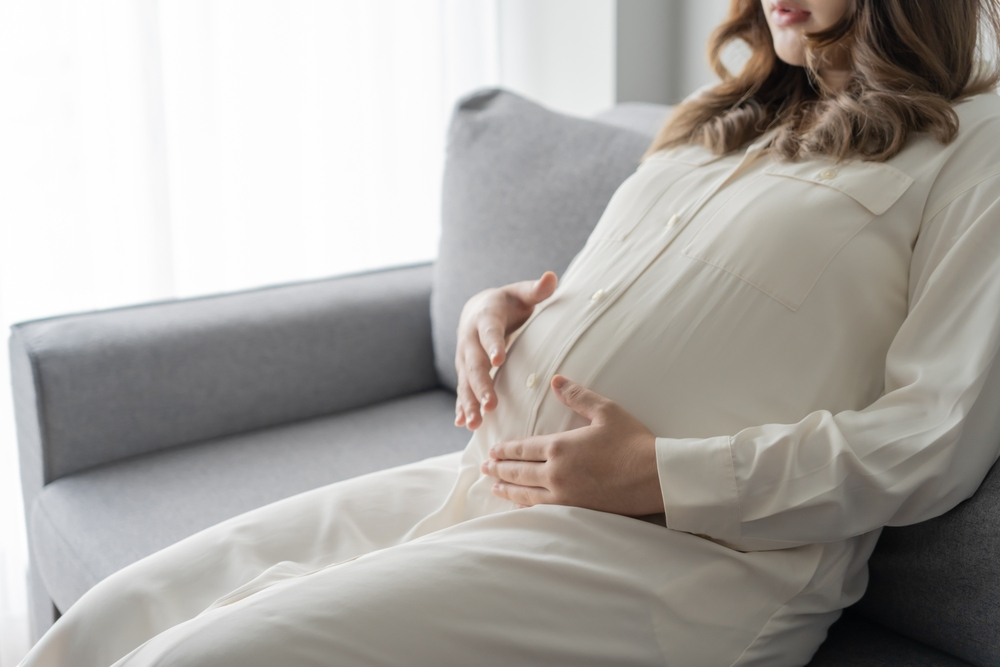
[510,271,558,306]
[529,271,558,304]
[551,375,608,423]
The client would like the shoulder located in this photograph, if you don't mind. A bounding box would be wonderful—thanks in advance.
[906,92,1000,219]
[953,92,1000,139]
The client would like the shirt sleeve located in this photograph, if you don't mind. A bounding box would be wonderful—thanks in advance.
[655,175,1000,543]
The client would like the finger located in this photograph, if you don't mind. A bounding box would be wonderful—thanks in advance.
[489,437,549,462]
[507,271,558,308]
[476,316,508,368]
[492,482,554,507]
[480,460,546,487]
[550,375,610,423]
[455,381,470,427]
[464,345,498,412]
[457,375,483,430]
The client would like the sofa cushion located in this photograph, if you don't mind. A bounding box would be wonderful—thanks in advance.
[30,389,469,613]
[431,88,656,389]
[807,611,973,666]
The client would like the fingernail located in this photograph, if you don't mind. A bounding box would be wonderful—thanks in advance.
[552,375,568,390]
[490,348,501,364]
[480,393,490,406]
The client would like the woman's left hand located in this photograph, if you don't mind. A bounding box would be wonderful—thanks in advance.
[480,375,665,517]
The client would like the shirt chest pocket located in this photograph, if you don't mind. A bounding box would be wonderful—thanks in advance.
[681,159,914,311]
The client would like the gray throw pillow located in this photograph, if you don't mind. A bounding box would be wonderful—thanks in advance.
[431,88,655,390]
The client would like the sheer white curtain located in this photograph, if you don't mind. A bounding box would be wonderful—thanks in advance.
[0,0,614,662]
[0,1,501,661]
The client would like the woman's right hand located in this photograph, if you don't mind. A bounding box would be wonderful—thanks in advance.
[454,271,558,430]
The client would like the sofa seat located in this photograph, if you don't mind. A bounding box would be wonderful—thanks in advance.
[30,389,469,613]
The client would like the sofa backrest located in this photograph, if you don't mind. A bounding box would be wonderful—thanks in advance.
[430,88,1000,666]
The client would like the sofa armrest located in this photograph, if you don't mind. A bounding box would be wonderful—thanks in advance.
[10,263,440,494]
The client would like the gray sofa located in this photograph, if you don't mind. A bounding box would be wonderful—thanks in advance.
[11,89,1000,666]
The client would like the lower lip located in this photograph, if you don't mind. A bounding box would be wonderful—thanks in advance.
[771,7,812,26]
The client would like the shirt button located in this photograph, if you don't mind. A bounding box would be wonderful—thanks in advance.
[666,214,681,229]
[526,373,537,389]
[818,169,838,180]
[590,289,606,302]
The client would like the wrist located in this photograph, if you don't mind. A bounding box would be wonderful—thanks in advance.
[630,432,665,515]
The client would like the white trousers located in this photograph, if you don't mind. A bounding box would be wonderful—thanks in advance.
[20,452,846,667]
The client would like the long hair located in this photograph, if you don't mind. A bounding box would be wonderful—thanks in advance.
[646,0,1000,162]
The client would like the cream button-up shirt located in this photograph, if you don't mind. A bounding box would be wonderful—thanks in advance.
[454,93,1000,563]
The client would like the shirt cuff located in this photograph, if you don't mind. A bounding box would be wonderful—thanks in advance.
[655,435,742,540]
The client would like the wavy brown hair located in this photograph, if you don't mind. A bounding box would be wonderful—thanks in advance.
[647,0,1000,162]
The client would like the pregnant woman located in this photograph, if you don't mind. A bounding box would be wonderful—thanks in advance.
[21,0,1000,665]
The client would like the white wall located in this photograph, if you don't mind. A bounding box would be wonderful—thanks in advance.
[498,0,616,117]
[676,0,730,99]
[616,0,731,105]
[487,0,734,115]
[616,0,679,104]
